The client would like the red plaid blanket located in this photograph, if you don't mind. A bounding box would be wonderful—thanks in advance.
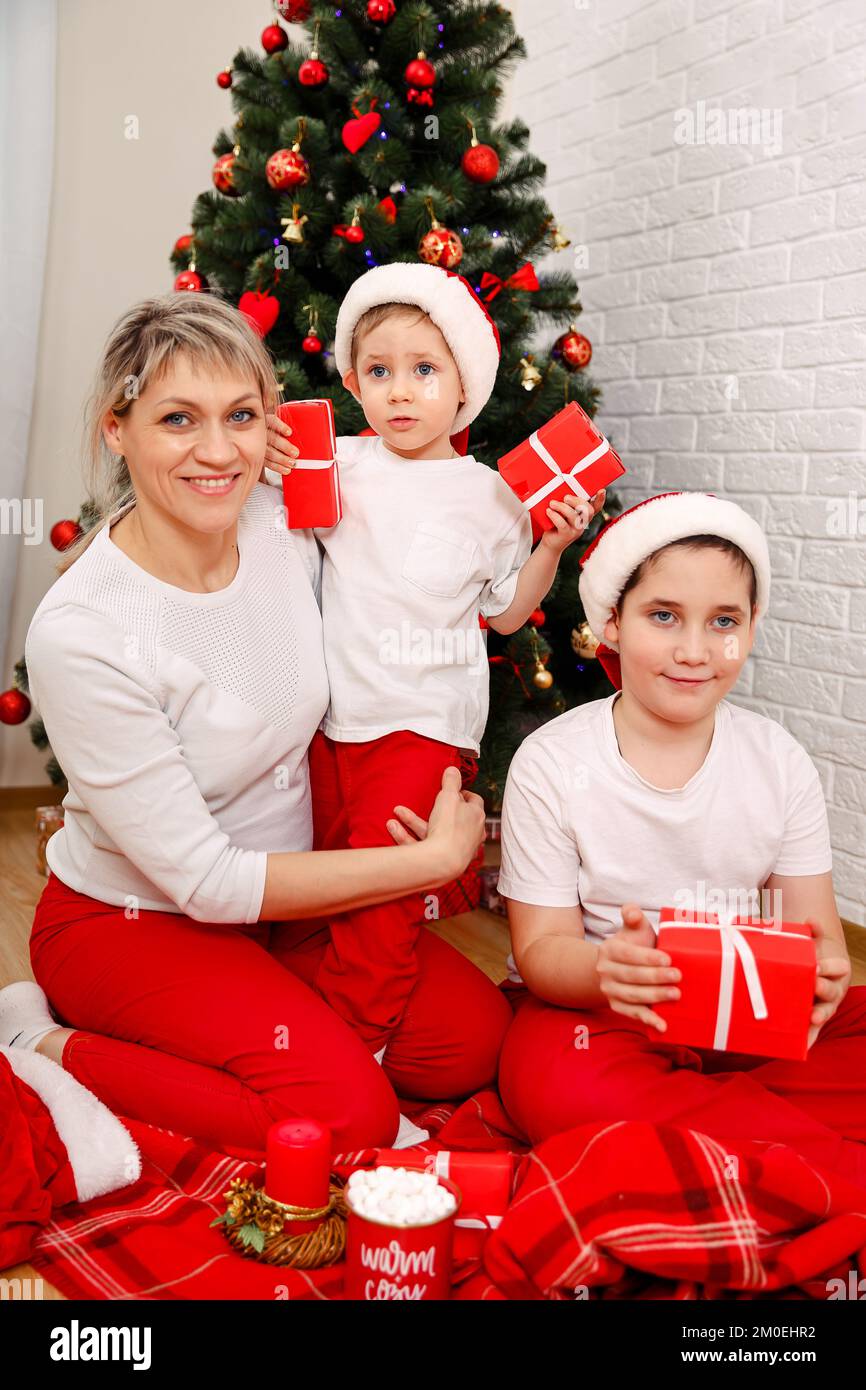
[23,1092,866,1301]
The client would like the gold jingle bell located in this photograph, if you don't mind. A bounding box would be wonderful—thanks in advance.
[519,355,542,391]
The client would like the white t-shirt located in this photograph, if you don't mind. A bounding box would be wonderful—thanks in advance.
[24,483,330,924]
[308,434,533,755]
[497,691,833,960]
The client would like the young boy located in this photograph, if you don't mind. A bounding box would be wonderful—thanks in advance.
[495,491,866,1194]
[265,262,605,1075]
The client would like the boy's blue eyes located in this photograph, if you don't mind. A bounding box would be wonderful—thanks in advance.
[650,610,738,628]
[161,409,257,425]
[367,363,436,378]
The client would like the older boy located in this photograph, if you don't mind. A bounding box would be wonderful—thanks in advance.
[496,491,866,1194]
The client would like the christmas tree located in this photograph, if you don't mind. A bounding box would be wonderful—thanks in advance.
[7,0,622,808]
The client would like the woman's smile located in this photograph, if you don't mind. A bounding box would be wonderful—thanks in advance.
[180,471,243,496]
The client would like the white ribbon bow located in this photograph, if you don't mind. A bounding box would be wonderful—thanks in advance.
[520,429,610,512]
[660,912,778,1050]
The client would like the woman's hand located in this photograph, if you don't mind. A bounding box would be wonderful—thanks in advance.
[595,903,682,1032]
[806,919,851,1048]
[386,766,486,882]
[260,411,300,481]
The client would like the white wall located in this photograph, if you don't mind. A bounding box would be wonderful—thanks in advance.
[512,0,866,924]
[0,0,276,788]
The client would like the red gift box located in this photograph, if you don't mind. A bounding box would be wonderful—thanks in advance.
[369,1148,516,1262]
[651,908,817,1061]
[278,399,342,528]
[497,402,626,537]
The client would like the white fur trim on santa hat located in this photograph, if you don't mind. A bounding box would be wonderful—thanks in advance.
[578,491,771,650]
[0,1043,141,1203]
[333,263,501,432]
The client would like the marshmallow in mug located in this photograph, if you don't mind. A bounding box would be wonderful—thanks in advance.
[345,1166,457,1226]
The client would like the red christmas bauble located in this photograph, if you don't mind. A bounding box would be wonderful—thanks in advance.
[174,269,207,292]
[265,147,310,190]
[276,0,311,18]
[238,291,280,338]
[212,152,240,196]
[462,142,500,184]
[367,0,396,20]
[302,335,323,354]
[0,688,31,725]
[173,234,193,255]
[216,68,232,89]
[419,225,463,269]
[377,195,397,223]
[405,55,435,87]
[298,56,328,87]
[553,329,592,370]
[344,224,365,244]
[261,24,288,54]
[50,519,82,551]
[529,608,546,627]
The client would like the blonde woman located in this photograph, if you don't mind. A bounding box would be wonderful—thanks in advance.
[0,292,509,1157]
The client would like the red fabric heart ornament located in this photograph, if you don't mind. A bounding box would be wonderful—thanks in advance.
[342,100,381,153]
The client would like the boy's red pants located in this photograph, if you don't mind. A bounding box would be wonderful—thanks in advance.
[498,986,866,1193]
[307,728,481,1056]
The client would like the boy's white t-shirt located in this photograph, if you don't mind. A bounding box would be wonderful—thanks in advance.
[308,433,533,755]
[497,692,833,964]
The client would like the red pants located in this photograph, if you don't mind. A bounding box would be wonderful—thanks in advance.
[498,987,866,1193]
[28,869,511,1160]
[308,728,486,1054]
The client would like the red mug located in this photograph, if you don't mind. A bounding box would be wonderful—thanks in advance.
[343,1174,462,1301]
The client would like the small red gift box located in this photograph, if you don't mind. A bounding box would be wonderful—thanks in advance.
[651,908,817,1061]
[497,402,626,537]
[371,1149,516,1262]
[278,399,342,528]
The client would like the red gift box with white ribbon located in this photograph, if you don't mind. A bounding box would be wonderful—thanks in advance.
[278,399,342,528]
[497,401,626,538]
[651,908,817,1061]
[371,1148,516,1261]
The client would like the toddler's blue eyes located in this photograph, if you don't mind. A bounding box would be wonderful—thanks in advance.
[367,363,436,378]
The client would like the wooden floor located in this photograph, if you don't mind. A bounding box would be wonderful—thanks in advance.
[3,785,864,1301]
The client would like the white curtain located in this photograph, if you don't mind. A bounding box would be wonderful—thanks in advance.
[0,0,57,672]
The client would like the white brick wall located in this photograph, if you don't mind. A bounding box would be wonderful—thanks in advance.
[511,0,866,924]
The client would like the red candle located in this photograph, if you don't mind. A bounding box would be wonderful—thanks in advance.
[265,1117,331,1210]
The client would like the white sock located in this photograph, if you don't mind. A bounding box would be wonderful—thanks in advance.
[0,980,59,1051]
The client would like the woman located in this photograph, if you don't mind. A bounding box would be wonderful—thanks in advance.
[0,292,511,1157]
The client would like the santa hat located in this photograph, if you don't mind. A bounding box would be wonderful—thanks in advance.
[1,1042,141,1205]
[333,263,502,434]
[578,491,771,690]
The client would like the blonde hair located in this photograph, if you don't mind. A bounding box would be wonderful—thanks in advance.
[56,291,282,575]
[349,302,429,372]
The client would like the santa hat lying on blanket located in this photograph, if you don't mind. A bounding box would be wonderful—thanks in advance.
[0,1041,140,1267]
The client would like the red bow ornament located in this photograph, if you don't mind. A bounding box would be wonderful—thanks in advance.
[479,262,540,302]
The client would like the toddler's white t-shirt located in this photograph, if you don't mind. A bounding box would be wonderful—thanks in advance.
[309,434,533,755]
[497,691,833,963]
